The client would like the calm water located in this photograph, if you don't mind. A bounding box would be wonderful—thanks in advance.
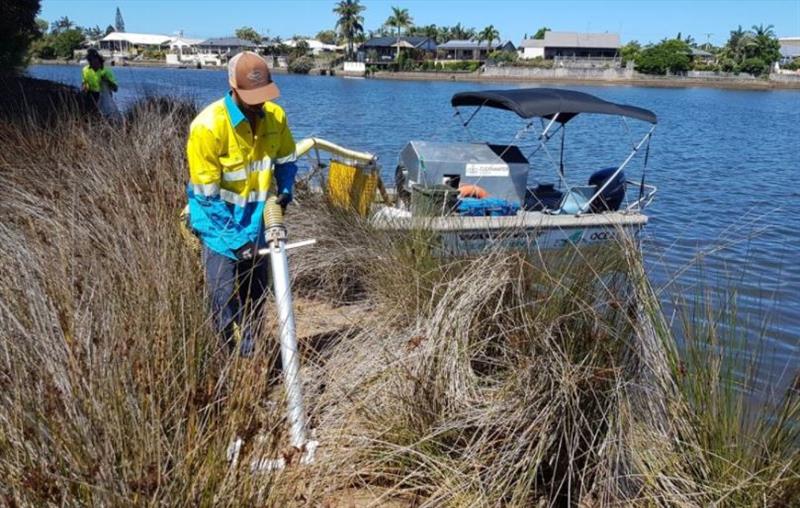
[28,64,800,390]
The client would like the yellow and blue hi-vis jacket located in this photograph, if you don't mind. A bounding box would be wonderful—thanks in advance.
[186,93,298,259]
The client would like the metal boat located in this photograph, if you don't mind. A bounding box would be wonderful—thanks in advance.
[297,87,658,254]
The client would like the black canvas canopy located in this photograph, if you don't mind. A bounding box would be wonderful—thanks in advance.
[451,88,657,124]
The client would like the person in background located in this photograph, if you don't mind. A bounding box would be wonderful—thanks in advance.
[186,51,298,357]
[81,48,118,107]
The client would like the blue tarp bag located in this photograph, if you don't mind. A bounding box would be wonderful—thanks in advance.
[457,198,520,217]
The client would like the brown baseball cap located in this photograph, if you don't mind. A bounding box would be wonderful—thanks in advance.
[228,51,279,105]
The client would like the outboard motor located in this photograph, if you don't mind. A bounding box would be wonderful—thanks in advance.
[588,168,625,212]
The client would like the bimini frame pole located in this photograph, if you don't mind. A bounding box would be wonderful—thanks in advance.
[579,124,656,214]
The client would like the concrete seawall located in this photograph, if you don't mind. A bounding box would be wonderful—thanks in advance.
[375,66,800,90]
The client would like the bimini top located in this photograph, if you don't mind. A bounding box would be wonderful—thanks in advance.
[451,88,657,124]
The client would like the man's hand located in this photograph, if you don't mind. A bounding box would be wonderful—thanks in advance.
[276,192,292,212]
[235,241,256,261]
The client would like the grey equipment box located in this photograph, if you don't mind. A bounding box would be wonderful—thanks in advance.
[398,141,530,204]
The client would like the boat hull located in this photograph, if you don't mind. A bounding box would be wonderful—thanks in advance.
[372,209,647,255]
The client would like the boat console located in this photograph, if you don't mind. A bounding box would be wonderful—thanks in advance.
[397,140,529,204]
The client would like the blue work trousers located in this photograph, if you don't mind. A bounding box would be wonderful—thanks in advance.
[202,245,270,356]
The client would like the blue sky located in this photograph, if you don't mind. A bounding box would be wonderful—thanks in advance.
[40,0,800,45]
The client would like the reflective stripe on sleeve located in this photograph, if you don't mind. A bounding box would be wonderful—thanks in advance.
[275,152,297,165]
[192,183,220,196]
[249,157,272,172]
[219,189,269,206]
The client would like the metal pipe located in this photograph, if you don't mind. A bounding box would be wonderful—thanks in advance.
[269,238,307,449]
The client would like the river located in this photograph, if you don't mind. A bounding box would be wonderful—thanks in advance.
[28,64,800,392]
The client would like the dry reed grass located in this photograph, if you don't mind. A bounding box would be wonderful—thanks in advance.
[0,97,796,506]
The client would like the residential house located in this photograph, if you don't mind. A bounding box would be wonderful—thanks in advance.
[779,37,800,65]
[196,37,257,59]
[437,40,517,61]
[358,36,437,63]
[285,38,343,55]
[519,38,545,59]
[165,36,204,65]
[518,31,620,60]
[690,48,716,64]
[99,32,172,58]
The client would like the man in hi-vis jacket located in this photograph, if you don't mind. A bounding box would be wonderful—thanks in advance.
[186,51,297,356]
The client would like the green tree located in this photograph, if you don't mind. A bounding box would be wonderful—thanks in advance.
[290,39,310,58]
[235,26,262,44]
[635,38,691,75]
[476,25,500,52]
[449,23,475,41]
[315,29,337,44]
[50,16,75,35]
[436,25,452,43]
[334,0,365,60]
[83,25,104,40]
[52,28,85,59]
[105,24,115,36]
[720,23,780,74]
[408,24,439,42]
[724,25,753,63]
[1,0,42,71]
[385,6,413,60]
[620,41,641,65]
[533,26,550,39]
[749,23,780,64]
[115,7,125,32]
[36,18,49,34]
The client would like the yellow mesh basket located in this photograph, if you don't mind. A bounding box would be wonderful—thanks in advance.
[326,159,378,217]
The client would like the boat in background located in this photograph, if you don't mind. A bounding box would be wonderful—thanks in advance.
[296,87,658,255]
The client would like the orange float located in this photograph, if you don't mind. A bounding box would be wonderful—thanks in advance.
[458,184,489,199]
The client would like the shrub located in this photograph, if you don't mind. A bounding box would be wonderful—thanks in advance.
[690,61,719,72]
[784,58,800,71]
[141,49,165,60]
[437,60,480,72]
[287,55,314,74]
[739,56,769,76]
[719,57,739,73]
[635,38,691,75]
[512,56,554,69]
[487,49,517,63]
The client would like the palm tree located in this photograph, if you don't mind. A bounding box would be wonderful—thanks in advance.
[333,0,366,60]
[750,23,780,66]
[385,6,413,60]
[449,23,475,41]
[50,16,75,35]
[751,23,775,54]
[725,25,754,63]
[476,25,500,57]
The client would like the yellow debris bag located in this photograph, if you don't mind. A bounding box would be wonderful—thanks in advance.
[326,160,378,217]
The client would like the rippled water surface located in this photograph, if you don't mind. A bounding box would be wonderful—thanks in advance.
[29,64,800,388]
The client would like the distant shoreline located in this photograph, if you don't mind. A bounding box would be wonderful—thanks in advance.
[29,60,800,91]
[370,70,800,91]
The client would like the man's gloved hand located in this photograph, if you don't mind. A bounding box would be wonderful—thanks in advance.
[275,192,292,212]
[235,241,256,261]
